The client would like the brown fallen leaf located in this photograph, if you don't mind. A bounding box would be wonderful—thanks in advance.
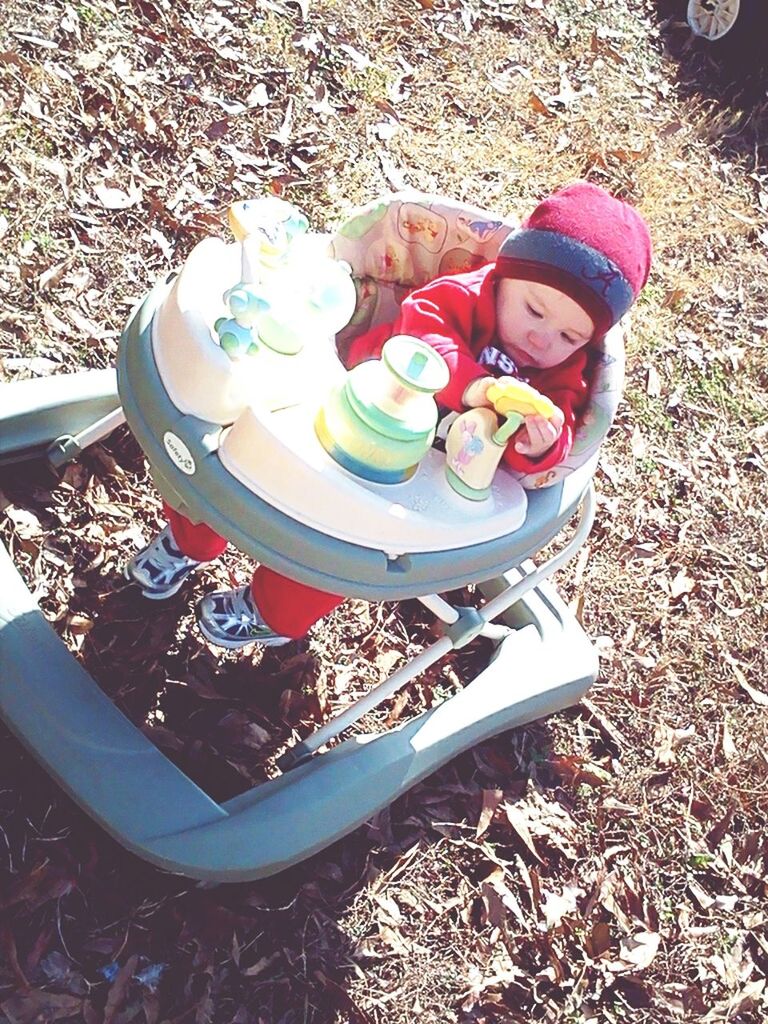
[646,364,661,397]
[539,884,584,930]
[630,425,647,459]
[375,649,402,678]
[654,722,695,765]
[93,180,143,210]
[1,990,83,1024]
[606,930,661,972]
[721,714,736,759]
[4,506,43,539]
[103,954,138,1024]
[38,260,71,291]
[480,865,527,927]
[727,658,768,705]
[581,697,629,751]
[670,569,696,599]
[383,688,410,726]
[503,803,543,863]
[663,287,688,308]
[688,878,714,910]
[609,147,646,163]
[0,50,32,69]
[1,861,75,912]
[599,870,637,932]
[241,952,281,977]
[528,91,556,118]
[586,921,612,958]
[67,613,94,635]
[476,788,503,839]
[216,710,271,749]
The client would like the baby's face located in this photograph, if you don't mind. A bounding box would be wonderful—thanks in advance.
[495,278,594,370]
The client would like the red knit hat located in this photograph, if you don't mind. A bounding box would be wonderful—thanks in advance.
[495,182,652,338]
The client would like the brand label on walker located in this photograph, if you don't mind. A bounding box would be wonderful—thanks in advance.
[163,432,196,475]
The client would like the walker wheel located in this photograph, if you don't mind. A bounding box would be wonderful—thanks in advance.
[687,0,741,40]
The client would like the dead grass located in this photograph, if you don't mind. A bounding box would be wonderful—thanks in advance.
[2,0,768,1021]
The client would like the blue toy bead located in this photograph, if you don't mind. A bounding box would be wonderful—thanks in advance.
[285,211,309,241]
[215,317,259,360]
[224,284,270,327]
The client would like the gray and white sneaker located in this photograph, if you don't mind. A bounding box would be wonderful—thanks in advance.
[196,585,291,650]
[124,525,207,600]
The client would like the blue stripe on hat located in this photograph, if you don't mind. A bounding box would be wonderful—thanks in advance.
[498,228,635,324]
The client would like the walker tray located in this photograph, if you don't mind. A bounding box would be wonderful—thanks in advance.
[120,265,595,599]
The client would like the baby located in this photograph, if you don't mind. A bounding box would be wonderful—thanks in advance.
[347,182,651,474]
[124,182,652,649]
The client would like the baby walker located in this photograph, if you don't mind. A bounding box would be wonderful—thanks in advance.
[0,193,625,882]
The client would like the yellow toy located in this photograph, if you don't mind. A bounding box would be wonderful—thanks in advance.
[446,379,557,501]
[486,378,556,420]
[227,197,309,267]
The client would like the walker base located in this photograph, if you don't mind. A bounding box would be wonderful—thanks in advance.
[0,534,595,881]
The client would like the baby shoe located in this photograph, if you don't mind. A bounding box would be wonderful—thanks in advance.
[124,525,207,599]
[196,585,291,650]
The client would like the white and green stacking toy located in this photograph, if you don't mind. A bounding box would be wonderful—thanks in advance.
[315,335,450,484]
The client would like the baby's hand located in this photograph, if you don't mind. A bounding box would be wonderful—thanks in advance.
[514,407,565,457]
[462,375,516,409]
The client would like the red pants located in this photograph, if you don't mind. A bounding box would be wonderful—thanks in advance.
[163,504,343,639]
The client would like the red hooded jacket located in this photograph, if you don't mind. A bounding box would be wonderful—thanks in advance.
[346,263,591,474]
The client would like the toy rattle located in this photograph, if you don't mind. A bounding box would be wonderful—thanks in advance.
[445,379,557,501]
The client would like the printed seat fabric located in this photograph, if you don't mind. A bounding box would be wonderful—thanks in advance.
[329,191,624,490]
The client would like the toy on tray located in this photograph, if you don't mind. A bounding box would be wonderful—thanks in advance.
[228,196,309,258]
[150,199,356,424]
[315,334,449,484]
[446,379,557,501]
[214,197,354,360]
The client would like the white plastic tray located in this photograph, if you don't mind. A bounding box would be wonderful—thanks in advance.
[219,399,527,557]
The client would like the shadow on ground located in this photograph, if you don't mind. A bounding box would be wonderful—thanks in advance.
[0,711,557,1022]
[657,0,768,163]
[1,445,565,1023]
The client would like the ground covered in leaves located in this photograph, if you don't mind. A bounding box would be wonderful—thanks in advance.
[1,0,768,1021]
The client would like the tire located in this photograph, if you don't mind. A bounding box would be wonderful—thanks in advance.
[687,0,741,40]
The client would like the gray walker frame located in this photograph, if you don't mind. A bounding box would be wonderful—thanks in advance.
[0,296,599,884]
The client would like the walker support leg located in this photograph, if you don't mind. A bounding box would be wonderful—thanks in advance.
[0,369,121,467]
[277,486,596,769]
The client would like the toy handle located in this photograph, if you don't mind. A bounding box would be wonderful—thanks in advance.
[492,408,524,445]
